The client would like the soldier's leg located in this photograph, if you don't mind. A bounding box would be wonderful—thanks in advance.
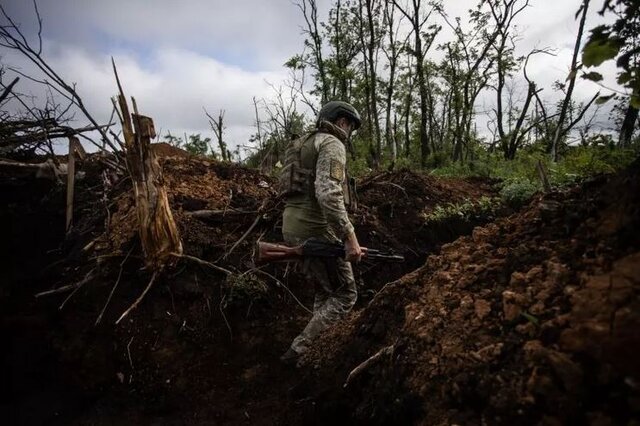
[283,234,331,313]
[311,258,331,313]
[290,257,357,354]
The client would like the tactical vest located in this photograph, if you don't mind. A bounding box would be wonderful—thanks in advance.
[278,126,357,209]
[278,132,318,197]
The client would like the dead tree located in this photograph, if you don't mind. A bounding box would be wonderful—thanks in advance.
[550,0,591,161]
[295,0,330,103]
[381,2,404,162]
[0,2,120,155]
[112,60,182,270]
[205,108,229,161]
[392,0,440,167]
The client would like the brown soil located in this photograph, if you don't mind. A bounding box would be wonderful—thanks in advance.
[1,147,637,425]
[296,160,640,425]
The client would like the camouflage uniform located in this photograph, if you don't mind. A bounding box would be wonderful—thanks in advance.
[282,120,358,355]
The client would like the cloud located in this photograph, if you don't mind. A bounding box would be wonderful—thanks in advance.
[2,0,304,70]
[1,0,625,154]
[3,42,292,152]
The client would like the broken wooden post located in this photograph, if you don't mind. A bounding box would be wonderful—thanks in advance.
[113,60,182,270]
[65,136,85,233]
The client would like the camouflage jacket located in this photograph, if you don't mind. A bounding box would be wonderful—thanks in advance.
[282,121,354,241]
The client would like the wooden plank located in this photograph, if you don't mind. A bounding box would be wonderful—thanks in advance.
[66,137,79,232]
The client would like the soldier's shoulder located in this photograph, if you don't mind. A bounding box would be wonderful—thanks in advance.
[314,132,343,151]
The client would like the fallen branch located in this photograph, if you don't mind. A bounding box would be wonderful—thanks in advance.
[127,336,135,370]
[187,209,256,220]
[226,214,261,258]
[224,198,280,259]
[247,268,312,314]
[115,270,159,325]
[35,268,95,299]
[0,158,63,180]
[219,294,233,341]
[169,252,234,275]
[34,283,77,298]
[95,246,134,325]
[59,267,97,310]
[359,171,391,190]
[343,345,394,388]
[373,181,409,199]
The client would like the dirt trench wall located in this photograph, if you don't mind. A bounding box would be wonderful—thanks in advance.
[0,152,510,425]
[295,161,640,425]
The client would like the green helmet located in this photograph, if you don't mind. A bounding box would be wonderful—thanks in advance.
[317,101,362,130]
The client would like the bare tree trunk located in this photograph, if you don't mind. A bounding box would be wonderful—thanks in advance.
[252,96,263,150]
[296,0,330,103]
[393,0,436,168]
[551,0,590,161]
[619,97,639,147]
[506,82,535,159]
[365,0,382,163]
[383,1,399,161]
[206,109,228,161]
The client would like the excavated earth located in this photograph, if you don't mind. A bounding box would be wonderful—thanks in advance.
[294,158,640,425]
[1,146,637,425]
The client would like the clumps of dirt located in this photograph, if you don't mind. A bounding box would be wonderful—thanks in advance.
[296,160,640,425]
[94,151,276,260]
[353,169,498,286]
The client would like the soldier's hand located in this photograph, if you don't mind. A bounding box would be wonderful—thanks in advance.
[344,232,363,263]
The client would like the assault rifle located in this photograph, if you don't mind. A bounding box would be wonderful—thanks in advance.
[255,239,405,264]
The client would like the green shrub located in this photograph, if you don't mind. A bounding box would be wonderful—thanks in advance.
[422,196,500,224]
[499,179,539,208]
[223,273,268,306]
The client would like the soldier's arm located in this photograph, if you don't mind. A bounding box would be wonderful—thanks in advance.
[314,135,354,240]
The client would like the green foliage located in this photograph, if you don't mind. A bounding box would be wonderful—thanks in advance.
[184,134,211,157]
[582,28,623,67]
[223,273,269,306]
[428,142,639,209]
[163,131,183,148]
[422,196,499,225]
[499,179,538,208]
[551,144,638,184]
[582,0,640,108]
[162,132,217,158]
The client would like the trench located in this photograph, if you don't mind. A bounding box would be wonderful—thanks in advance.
[0,168,501,425]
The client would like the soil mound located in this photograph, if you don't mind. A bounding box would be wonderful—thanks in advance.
[1,151,497,425]
[295,161,640,425]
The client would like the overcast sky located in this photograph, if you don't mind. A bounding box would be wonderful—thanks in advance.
[0,0,618,155]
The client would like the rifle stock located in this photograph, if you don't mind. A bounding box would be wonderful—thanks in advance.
[255,239,404,264]
[255,242,304,264]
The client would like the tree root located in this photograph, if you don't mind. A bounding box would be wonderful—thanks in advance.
[115,271,159,325]
[343,345,394,388]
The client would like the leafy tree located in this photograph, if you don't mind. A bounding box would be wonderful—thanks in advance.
[184,134,211,156]
[582,0,640,147]
[163,131,183,148]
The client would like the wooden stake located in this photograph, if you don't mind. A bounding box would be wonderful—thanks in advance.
[66,137,77,232]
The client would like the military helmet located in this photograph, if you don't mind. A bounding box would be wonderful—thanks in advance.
[317,101,362,130]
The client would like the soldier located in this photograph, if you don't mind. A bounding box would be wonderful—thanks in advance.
[278,101,363,365]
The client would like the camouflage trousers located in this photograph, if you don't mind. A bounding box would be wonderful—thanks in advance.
[284,234,358,355]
